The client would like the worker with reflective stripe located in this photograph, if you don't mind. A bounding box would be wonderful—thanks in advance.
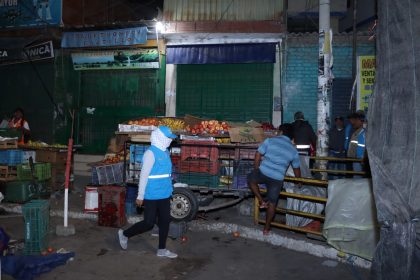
[347,112,366,176]
[118,126,178,259]
[291,111,317,155]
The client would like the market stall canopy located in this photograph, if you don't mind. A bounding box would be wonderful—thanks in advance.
[166,43,276,64]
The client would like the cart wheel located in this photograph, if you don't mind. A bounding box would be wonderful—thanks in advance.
[171,188,198,222]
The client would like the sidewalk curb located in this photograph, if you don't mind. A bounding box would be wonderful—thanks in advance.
[1,203,371,269]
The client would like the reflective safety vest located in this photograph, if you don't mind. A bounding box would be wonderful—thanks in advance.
[144,145,173,200]
[348,128,366,158]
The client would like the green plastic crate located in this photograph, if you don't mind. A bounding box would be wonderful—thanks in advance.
[22,200,50,255]
[176,173,220,188]
[4,180,50,203]
[17,163,52,181]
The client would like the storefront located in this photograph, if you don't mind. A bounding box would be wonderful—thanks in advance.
[165,40,282,125]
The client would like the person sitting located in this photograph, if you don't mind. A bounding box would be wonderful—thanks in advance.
[8,108,30,143]
[247,123,301,235]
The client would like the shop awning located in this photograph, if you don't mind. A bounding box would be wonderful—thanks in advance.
[166,43,276,64]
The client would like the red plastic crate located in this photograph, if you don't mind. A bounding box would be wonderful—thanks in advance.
[98,186,126,227]
[180,140,219,161]
[179,159,220,175]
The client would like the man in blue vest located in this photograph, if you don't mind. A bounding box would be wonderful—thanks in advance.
[118,126,178,258]
[347,112,366,177]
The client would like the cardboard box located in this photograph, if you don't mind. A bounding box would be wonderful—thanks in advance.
[36,150,67,163]
[228,127,265,143]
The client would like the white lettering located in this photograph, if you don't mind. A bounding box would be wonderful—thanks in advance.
[0,0,18,7]
[27,44,51,57]
[0,50,8,57]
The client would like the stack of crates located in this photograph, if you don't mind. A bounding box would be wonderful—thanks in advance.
[22,200,49,255]
[98,186,126,227]
[176,140,220,188]
[127,144,149,182]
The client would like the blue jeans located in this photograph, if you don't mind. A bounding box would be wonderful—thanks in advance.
[328,151,346,180]
[352,162,364,178]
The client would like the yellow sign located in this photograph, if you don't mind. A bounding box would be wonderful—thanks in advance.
[357,56,376,112]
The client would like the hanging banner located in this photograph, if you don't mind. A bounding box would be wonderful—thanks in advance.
[0,0,62,28]
[0,40,54,65]
[61,27,148,48]
[357,55,376,113]
[71,49,159,70]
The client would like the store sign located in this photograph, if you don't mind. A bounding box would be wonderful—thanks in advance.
[357,55,376,113]
[61,27,148,48]
[24,41,54,61]
[0,40,54,65]
[0,0,62,28]
[71,48,159,71]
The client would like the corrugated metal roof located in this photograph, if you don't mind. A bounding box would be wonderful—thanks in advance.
[163,0,284,21]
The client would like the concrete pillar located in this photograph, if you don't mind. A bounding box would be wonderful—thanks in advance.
[272,42,282,127]
[165,64,177,117]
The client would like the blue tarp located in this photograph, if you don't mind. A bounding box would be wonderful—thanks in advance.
[1,252,75,280]
[166,43,276,64]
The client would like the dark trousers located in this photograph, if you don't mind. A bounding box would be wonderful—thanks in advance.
[123,197,171,249]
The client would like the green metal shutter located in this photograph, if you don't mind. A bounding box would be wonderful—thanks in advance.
[79,69,161,154]
[176,63,273,122]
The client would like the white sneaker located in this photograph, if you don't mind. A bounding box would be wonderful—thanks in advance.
[157,249,178,259]
[118,229,128,250]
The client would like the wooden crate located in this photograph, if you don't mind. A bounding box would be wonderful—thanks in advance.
[0,165,17,181]
[36,150,67,164]
[0,140,18,150]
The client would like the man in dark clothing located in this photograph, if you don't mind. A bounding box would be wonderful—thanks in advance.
[291,111,317,155]
[328,116,346,179]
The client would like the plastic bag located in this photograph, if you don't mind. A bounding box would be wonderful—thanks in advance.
[323,178,379,260]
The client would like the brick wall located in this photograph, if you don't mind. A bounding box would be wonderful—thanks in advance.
[283,33,375,129]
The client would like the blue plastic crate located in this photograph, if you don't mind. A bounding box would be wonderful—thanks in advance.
[125,185,138,202]
[0,149,24,166]
[129,144,149,164]
[125,201,137,216]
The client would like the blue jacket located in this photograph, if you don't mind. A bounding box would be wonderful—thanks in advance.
[344,123,353,151]
[144,145,173,200]
[348,128,366,158]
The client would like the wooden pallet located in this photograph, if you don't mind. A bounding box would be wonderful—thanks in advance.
[0,139,18,150]
[0,165,17,181]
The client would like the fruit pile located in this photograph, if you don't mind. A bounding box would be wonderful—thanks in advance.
[127,118,185,131]
[23,140,67,149]
[186,120,229,135]
[260,122,275,131]
[102,154,124,164]
[159,118,185,131]
[128,118,160,126]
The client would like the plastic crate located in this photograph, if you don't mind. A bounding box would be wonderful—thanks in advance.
[237,147,257,160]
[22,200,49,255]
[125,201,137,216]
[180,140,219,161]
[125,185,138,202]
[129,144,149,164]
[179,159,220,175]
[98,186,126,227]
[17,163,52,181]
[0,149,23,165]
[91,162,124,185]
[176,173,220,188]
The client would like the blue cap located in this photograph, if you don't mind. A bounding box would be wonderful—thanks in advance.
[159,126,177,139]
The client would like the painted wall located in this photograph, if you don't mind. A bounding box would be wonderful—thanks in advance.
[282,34,375,129]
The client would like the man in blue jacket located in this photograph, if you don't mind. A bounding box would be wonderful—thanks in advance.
[347,112,366,176]
[248,123,302,235]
